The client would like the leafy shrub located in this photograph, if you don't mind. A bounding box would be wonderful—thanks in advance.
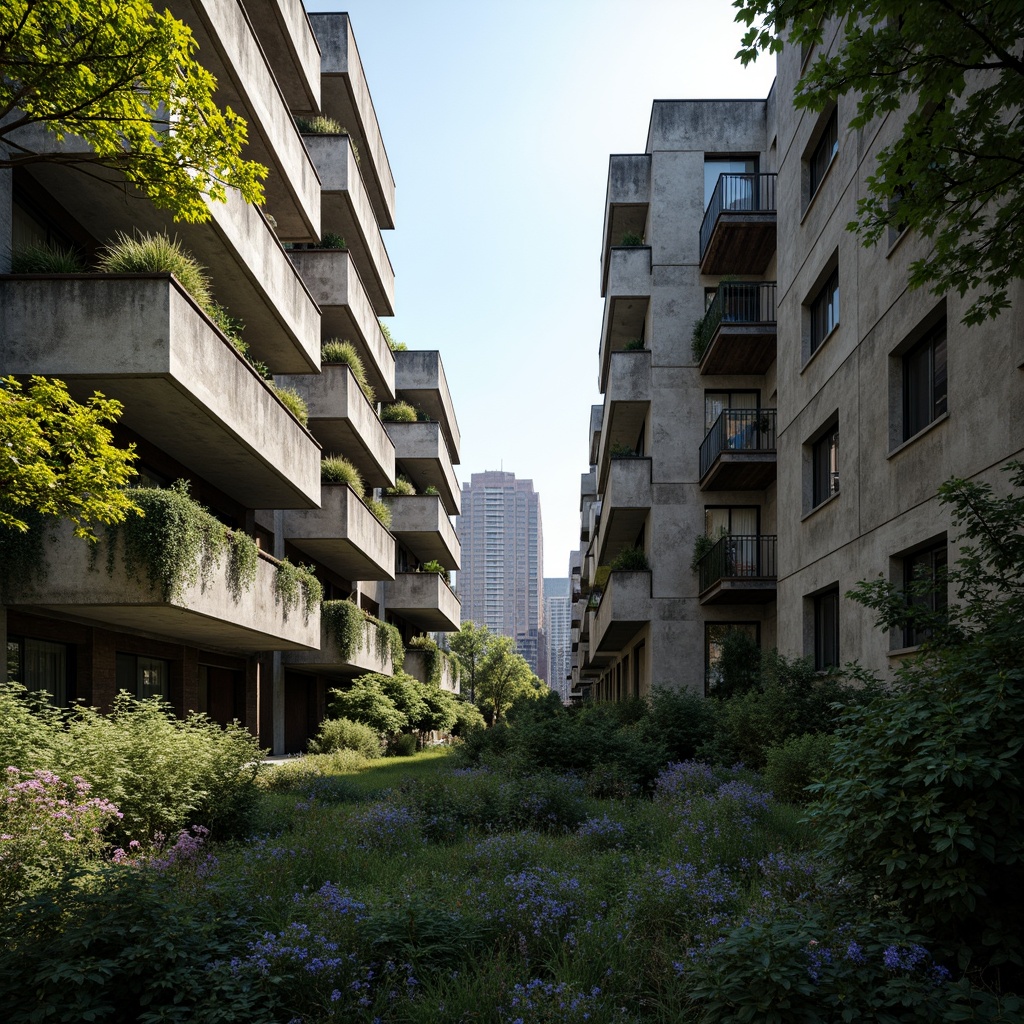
[365,496,392,527]
[320,454,364,489]
[273,557,322,615]
[321,599,366,659]
[308,717,383,759]
[385,476,416,496]
[294,114,342,134]
[609,442,637,457]
[691,310,715,362]
[271,384,308,426]
[10,242,85,274]
[424,484,440,496]
[642,686,720,762]
[452,699,486,736]
[610,546,649,571]
[623,337,646,351]
[329,677,407,735]
[381,401,418,422]
[421,558,450,583]
[318,231,347,249]
[321,339,374,403]
[619,232,644,245]
[707,626,762,697]
[764,732,834,804]
[388,733,419,757]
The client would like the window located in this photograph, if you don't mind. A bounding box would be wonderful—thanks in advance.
[813,588,840,670]
[705,623,759,695]
[812,423,840,506]
[705,506,759,539]
[809,267,839,354]
[704,390,758,432]
[903,322,947,439]
[703,156,758,209]
[6,637,72,706]
[116,653,170,699]
[808,109,838,197]
[903,541,947,647]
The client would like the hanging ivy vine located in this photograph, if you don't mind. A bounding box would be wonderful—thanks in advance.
[362,613,404,670]
[274,557,323,620]
[408,634,442,686]
[322,599,366,660]
[0,510,48,602]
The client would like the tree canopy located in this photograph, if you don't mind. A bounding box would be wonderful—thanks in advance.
[0,0,267,223]
[734,0,1024,324]
[0,376,139,539]
[475,635,546,723]
[448,621,493,704]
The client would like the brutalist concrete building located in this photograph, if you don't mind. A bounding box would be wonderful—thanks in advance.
[572,23,1023,698]
[0,4,461,752]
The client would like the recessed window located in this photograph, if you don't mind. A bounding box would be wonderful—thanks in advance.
[809,267,840,354]
[705,622,759,695]
[903,540,947,647]
[812,423,840,507]
[809,109,838,198]
[903,321,947,440]
[813,588,840,670]
[116,653,170,700]
[6,636,73,707]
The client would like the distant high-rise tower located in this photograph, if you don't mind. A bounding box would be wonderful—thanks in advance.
[544,576,571,699]
[456,472,544,673]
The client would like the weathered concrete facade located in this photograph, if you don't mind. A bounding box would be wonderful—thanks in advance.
[573,27,1023,696]
[1,4,461,754]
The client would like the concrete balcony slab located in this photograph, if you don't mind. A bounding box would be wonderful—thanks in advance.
[589,404,603,465]
[276,364,395,490]
[601,153,651,296]
[404,648,459,693]
[284,616,394,677]
[289,248,395,402]
[597,351,651,491]
[386,495,461,570]
[597,458,652,564]
[593,570,652,653]
[395,350,461,462]
[385,422,461,516]
[310,12,396,229]
[245,0,321,115]
[284,484,395,582]
[303,134,394,316]
[598,247,651,393]
[386,572,461,632]
[4,522,319,652]
[0,275,320,509]
[167,0,320,241]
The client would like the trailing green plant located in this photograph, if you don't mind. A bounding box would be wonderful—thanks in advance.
[365,496,392,528]
[381,401,418,423]
[307,716,382,759]
[273,557,322,617]
[364,615,404,670]
[593,565,611,592]
[619,231,644,245]
[9,242,85,274]
[321,599,366,660]
[107,482,258,602]
[320,454,364,490]
[691,532,716,572]
[318,232,347,249]
[609,547,649,571]
[423,485,440,496]
[691,310,716,362]
[420,559,450,584]
[408,635,444,687]
[609,441,638,457]
[623,337,646,351]
[385,476,416,496]
[379,321,406,351]
[271,384,308,426]
[321,338,374,402]
[294,114,342,134]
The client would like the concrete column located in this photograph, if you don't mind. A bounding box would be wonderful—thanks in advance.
[271,510,286,755]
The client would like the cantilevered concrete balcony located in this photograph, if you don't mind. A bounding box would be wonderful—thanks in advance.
[303,134,395,316]
[597,350,651,491]
[598,247,651,393]
[5,523,319,652]
[276,363,395,490]
[589,404,603,466]
[165,0,320,241]
[284,617,394,677]
[387,495,460,570]
[699,173,778,275]
[697,535,777,604]
[0,275,320,509]
[9,122,320,373]
[601,153,651,297]
[386,422,461,516]
[405,649,459,692]
[310,12,396,230]
[284,484,395,582]
[246,0,321,114]
[596,457,652,564]
[699,409,777,490]
[593,570,652,654]
[289,249,395,401]
[571,598,584,629]
[395,350,461,462]
[697,282,777,375]
[386,572,461,631]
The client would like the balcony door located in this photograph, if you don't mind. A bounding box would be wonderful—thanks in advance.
[704,156,759,209]
[705,390,759,432]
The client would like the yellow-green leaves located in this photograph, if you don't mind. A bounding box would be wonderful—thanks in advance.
[0,0,267,221]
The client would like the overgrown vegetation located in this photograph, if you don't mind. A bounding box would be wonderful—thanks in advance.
[691,310,715,362]
[385,476,416,496]
[9,242,86,274]
[609,546,649,571]
[379,322,406,351]
[271,384,309,426]
[294,114,343,134]
[273,556,322,617]
[321,454,364,489]
[321,339,375,403]
[381,401,418,423]
[365,497,392,528]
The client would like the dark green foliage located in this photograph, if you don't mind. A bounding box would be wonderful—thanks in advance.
[623,337,645,351]
[321,599,365,659]
[329,676,406,735]
[642,686,719,763]
[318,232,346,249]
[9,242,86,274]
[706,627,762,697]
[764,732,834,804]
[370,616,404,669]
[609,546,649,571]
[619,232,644,245]
[0,871,266,1024]
[273,556,322,617]
[691,311,715,362]
[0,510,48,601]
[388,732,419,757]
[308,717,383,759]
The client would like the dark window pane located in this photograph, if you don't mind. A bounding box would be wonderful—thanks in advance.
[903,541,948,647]
[810,268,840,353]
[812,425,840,506]
[809,110,838,196]
[903,322,947,439]
[814,589,840,669]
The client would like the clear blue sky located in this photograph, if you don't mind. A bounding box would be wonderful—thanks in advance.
[303,0,777,577]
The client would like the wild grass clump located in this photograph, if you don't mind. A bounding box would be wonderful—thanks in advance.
[271,384,309,426]
[295,115,343,134]
[381,401,418,423]
[385,476,416,496]
[98,231,211,307]
[321,339,374,403]
[379,321,406,351]
[365,496,392,527]
[321,454,364,489]
[10,242,86,274]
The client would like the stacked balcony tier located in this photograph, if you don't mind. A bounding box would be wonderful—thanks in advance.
[387,573,461,631]
[593,570,653,653]
[697,282,777,375]
[699,409,778,489]
[394,350,461,464]
[598,246,651,393]
[697,535,778,604]
[387,495,461,570]
[596,458,652,564]
[284,617,396,676]
[386,422,461,516]
[699,173,778,274]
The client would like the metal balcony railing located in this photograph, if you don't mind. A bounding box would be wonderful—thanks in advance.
[698,534,778,593]
[701,281,777,341]
[699,173,778,262]
[699,408,777,479]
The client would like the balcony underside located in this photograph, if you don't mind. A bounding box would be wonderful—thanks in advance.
[599,296,649,393]
[387,496,460,570]
[699,215,777,275]
[394,350,461,463]
[320,188,394,317]
[699,580,777,605]
[387,574,461,631]
[700,453,777,490]
[598,507,648,564]
[700,325,777,375]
